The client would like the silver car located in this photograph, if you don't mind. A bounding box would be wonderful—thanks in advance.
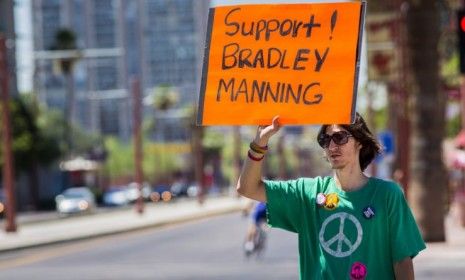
[55,187,96,216]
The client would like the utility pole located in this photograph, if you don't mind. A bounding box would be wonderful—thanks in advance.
[132,78,144,214]
[0,35,17,232]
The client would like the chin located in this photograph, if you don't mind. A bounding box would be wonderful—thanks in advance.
[330,163,344,170]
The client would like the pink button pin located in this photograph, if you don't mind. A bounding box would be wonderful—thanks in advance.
[350,262,367,280]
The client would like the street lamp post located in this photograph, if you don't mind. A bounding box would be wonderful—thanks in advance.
[0,35,17,232]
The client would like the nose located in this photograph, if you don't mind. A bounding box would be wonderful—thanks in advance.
[327,138,338,150]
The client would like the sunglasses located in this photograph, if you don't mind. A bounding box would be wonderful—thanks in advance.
[317,131,353,148]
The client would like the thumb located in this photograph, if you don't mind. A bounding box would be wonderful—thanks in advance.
[271,116,281,132]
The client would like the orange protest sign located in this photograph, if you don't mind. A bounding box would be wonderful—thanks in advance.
[197,1,366,125]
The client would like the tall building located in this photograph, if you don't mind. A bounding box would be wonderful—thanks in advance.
[0,0,18,97]
[32,0,209,141]
[32,0,129,139]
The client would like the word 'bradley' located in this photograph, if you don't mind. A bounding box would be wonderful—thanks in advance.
[224,7,322,41]
[216,78,323,105]
[222,43,329,71]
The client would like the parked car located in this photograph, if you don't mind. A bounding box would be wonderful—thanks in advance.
[102,187,129,207]
[150,185,173,203]
[187,184,199,198]
[125,182,152,203]
[55,187,96,216]
[170,181,189,198]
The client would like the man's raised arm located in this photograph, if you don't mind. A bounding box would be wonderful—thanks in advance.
[236,116,281,202]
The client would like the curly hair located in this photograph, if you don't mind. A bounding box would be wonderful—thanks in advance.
[317,112,382,171]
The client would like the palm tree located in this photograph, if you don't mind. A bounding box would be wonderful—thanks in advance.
[51,28,78,154]
[405,0,446,241]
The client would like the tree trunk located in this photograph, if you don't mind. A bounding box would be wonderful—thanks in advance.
[406,0,446,242]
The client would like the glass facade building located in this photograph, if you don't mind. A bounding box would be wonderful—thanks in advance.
[32,0,209,141]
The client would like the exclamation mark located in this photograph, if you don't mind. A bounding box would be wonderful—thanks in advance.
[330,10,338,40]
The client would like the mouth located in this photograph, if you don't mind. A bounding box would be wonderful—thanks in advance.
[329,154,342,160]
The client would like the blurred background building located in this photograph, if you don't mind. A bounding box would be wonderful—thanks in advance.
[32,0,209,141]
[0,0,18,97]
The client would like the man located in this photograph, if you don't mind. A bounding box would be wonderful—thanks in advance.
[237,113,425,279]
[244,201,267,254]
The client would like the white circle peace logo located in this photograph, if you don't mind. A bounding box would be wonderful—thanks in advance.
[319,212,363,258]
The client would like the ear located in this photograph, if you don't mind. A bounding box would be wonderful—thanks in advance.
[355,140,363,151]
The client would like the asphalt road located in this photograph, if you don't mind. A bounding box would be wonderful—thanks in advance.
[0,213,300,280]
[1,210,465,280]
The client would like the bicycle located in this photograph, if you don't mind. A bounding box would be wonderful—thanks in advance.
[243,221,267,259]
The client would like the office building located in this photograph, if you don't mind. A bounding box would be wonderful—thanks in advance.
[32,0,209,141]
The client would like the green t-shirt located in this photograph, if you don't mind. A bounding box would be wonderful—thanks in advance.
[264,176,426,280]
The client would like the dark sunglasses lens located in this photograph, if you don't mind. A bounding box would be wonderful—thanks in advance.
[334,132,351,145]
[318,132,350,148]
[318,134,330,148]
[332,132,347,145]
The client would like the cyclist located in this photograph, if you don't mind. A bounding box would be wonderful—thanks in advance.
[244,201,267,254]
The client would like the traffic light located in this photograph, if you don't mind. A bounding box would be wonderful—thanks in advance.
[458,9,465,73]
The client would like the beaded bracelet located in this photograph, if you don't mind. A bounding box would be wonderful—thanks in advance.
[249,141,268,154]
[248,150,264,161]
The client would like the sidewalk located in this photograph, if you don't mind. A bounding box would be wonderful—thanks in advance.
[414,202,465,278]
[0,195,249,252]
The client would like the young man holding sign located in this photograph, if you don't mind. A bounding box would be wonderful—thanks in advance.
[236,113,425,279]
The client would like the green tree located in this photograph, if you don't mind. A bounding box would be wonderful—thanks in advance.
[0,96,62,209]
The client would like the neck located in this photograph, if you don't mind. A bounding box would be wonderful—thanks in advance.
[333,166,368,191]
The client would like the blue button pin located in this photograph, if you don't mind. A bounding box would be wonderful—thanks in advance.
[362,206,375,219]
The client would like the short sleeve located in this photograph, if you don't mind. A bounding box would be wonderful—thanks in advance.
[387,183,426,262]
[264,178,305,233]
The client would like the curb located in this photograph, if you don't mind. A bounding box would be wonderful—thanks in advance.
[0,197,248,253]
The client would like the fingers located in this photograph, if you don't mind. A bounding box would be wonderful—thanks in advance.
[254,116,281,145]
[271,116,281,131]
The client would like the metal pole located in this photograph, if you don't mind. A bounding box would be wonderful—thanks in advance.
[132,78,144,214]
[0,36,17,232]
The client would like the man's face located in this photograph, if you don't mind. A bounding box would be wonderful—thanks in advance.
[322,125,361,170]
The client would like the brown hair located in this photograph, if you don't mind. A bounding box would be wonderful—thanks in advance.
[317,112,382,171]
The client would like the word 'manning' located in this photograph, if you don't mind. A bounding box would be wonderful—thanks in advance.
[216,78,323,105]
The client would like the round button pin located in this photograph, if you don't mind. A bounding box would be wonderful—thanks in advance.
[350,262,367,280]
[362,206,375,219]
[316,193,326,206]
[324,193,339,210]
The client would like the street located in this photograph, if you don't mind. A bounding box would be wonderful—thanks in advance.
[0,211,464,279]
[0,213,299,280]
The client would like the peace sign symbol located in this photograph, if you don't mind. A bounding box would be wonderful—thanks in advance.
[319,212,363,258]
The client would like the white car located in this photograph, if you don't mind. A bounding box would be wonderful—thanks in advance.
[103,187,130,206]
[55,187,96,216]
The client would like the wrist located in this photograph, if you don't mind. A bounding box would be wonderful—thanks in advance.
[250,141,268,154]
[248,150,264,161]
[252,139,268,148]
